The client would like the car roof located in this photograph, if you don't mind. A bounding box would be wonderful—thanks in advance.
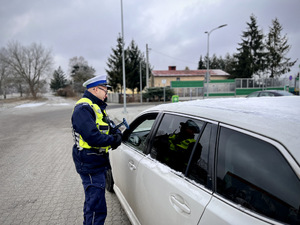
[263,90,292,94]
[250,90,293,94]
[143,96,300,163]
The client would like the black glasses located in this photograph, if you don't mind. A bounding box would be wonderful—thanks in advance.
[97,86,108,94]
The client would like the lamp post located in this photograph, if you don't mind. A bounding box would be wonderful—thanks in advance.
[205,24,227,98]
[121,0,127,113]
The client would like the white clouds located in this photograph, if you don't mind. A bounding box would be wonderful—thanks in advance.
[0,0,299,76]
[10,11,34,37]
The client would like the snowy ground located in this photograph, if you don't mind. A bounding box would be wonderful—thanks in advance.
[0,93,158,125]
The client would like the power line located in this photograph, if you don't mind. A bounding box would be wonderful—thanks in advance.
[151,49,198,65]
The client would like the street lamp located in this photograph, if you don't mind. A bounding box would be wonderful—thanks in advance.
[205,24,227,98]
[121,0,127,113]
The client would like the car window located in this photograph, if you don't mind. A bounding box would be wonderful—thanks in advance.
[260,92,272,97]
[123,113,158,152]
[150,114,204,174]
[186,123,212,187]
[216,127,300,224]
[277,91,294,96]
[247,92,259,97]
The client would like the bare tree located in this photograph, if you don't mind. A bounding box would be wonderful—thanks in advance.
[0,48,10,99]
[69,56,95,93]
[3,41,53,98]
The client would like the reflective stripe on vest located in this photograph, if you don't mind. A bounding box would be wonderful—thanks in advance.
[72,98,110,152]
[169,134,195,151]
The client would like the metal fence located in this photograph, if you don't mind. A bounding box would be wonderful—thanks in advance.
[235,77,296,89]
[171,77,299,99]
[107,77,299,103]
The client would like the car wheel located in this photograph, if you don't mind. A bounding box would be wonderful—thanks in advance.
[105,168,114,193]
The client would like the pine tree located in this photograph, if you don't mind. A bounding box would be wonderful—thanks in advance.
[106,34,124,92]
[265,18,297,78]
[50,66,67,91]
[198,54,230,71]
[106,36,148,93]
[126,40,147,95]
[233,15,265,78]
[210,54,219,69]
[224,53,237,77]
[197,56,206,69]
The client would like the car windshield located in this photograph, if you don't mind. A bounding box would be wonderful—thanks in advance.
[247,92,260,97]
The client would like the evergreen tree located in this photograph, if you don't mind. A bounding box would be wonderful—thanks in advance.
[50,66,67,91]
[265,18,297,78]
[224,53,237,77]
[197,55,206,69]
[106,34,124,92]
[198,54,229,71]
[126,40,147,95]
[106,35,148,93]
[232,14,265,78]
[210,54,219,69]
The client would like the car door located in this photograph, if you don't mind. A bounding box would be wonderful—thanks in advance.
[109,112,159,222]
[132,113,215,225]
[199,125,300,225]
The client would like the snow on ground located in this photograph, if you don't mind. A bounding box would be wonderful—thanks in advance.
[0,93,154,125]
[15,102,46,108]
[0,93,75,111]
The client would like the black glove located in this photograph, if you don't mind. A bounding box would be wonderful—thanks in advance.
[111,133,122,150]
[109,120,119,135]
[109,120,116,128]
[113,127,122,135]
[110,127,122,135]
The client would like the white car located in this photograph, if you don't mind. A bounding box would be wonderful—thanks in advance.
[107,96,300,225]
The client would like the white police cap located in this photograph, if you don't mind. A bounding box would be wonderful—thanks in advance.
[82,75,112,89]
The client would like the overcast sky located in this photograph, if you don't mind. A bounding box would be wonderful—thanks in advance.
[1,0,299,78]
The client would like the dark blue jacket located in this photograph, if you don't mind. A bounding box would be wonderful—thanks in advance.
[72,90,116,174]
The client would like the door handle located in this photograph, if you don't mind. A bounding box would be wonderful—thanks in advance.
[128,161,136,171]
[170,195,191,214]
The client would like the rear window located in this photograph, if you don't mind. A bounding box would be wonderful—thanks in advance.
[216,127,300,224]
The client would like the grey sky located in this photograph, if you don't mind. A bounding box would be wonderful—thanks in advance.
[1,0,299,78]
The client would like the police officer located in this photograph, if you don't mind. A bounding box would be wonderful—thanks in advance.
[167,120,200,171]
[71,75,122,225]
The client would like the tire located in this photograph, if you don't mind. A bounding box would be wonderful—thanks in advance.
[105,168,114,193]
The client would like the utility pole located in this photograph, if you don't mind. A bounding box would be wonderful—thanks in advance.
[146,44,149,88]
[140,61,143,103]
[121,0,127,113]
[204,24,227,98]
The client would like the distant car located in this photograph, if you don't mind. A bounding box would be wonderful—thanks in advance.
[246,90,294,97]
[107,97,300,225]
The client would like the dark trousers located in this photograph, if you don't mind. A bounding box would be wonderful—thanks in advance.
[80,172,107,225]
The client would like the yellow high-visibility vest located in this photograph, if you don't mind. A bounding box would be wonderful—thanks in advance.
[72,98,110,152]
[169,134,195,151]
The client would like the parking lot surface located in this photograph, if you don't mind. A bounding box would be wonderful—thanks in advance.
[0,95,158,225]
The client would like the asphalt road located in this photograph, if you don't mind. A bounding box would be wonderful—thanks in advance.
[0,99,132,225]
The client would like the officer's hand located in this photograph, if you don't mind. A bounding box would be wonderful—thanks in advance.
[111,133,122,150]
[114,128,122,134]
[109,120,116,128]
[110,127,121,135]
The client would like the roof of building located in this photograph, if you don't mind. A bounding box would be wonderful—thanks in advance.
[152,69,229,77]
